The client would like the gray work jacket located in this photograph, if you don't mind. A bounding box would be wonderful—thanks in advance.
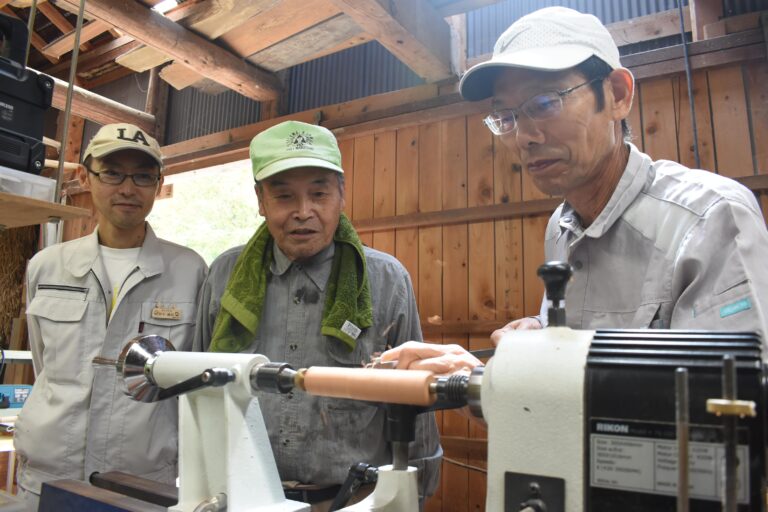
[14,225,207,494]
[194,242,442,498]
[540,144,768,345]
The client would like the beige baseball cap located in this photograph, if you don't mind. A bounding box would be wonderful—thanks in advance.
[250,120,343,182]
[83,123,163,169]
[460,7,622,101]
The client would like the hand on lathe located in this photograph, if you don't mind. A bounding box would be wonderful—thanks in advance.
[380,341,483,375]
[490,316,542,346]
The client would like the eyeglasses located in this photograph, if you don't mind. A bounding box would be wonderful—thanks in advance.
[483,77,606,136]
[88,169,161,187]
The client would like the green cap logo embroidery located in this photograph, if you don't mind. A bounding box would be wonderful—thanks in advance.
[286,131,314,151]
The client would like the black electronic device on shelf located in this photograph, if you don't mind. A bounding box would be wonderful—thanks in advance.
[0,12,54,174]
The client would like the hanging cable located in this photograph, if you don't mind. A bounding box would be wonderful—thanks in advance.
[23,0,37,66]
[679,0,701,168]
[54,0,87,214]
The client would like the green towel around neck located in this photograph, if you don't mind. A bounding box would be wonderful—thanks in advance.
[209,214,372,352]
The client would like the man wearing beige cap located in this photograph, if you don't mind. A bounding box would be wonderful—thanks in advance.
[194,120,441,510]
[13,123,207,510]
[383,7,768,371]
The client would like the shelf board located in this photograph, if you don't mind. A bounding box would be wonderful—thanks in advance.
[0,192,90,229]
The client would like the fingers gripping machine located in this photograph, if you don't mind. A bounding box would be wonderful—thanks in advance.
[85,262,764,512]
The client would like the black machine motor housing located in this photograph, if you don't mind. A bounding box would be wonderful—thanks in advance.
[0,13,53,174]
[585,329,766,511]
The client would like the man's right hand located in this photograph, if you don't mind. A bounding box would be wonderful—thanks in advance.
[379,341,483,375]
[490,317,542,346]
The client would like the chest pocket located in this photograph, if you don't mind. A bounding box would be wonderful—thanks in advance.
[27,288,89,383]
[140,301,197,351]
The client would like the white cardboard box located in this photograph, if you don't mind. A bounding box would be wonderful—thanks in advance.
[0,165,55,202]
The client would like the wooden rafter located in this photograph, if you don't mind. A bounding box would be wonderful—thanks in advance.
[55,0,281,100]
[42,19,111,59]
[36,1,93,52]
[329,0,454,82]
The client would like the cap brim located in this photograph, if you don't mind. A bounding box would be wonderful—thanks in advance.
[460,45,595,101]
[255,156,344,181]
[88,142,164,171]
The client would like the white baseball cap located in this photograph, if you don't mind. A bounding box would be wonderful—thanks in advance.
[460,7,622,101]
[83,123,163,170]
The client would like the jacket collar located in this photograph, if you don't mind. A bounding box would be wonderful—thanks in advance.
[558,143,653,239]
[63,223,164,279]
[270,241,335,292]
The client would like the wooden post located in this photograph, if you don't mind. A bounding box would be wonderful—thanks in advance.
[690,0,723,41]
[145,67,169,144]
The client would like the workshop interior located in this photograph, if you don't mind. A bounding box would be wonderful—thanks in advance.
[1,0,768,510]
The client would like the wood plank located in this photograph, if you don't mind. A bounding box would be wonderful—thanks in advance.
[116,45,173,73]
[37,1,93,52]
[421,319,503,336]
[465,112,492,512]
[609,6,690,46]
[439,436,487,460]
[353,197,561,233]
[47,73,156,134]
[629,42,765,81]
[639,78,679,162]
[675,71,715,171]
[338,138,354,218]
[220,0,341,58]
[322,83,441,124]
[45,37,141,77]
[394,126,419,291]
[352,135,375,246]
[41,20,111,59]
[61,189,96,241]
[735,174,768,192]
[704,10,764,39]
[159,62,227,94]
[435,0,502,17]
[417,121,443,511]
[303,33,373,63]
[329,0,453,82]
[247,14,362,72]
[0,192,89,229]
[371,131,396,255]
[493,136,524,321]
[690,0,723,41]
[440,116,469,512]
[79,64,135,90]
[745,61,768,174]
[144,67,169,145]
[708,66,753,177]
[55,0,282,101]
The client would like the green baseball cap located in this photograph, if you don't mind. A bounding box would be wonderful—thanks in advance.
[250,120,344,181]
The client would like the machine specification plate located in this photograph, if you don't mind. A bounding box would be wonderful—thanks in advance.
[589,419,749,503]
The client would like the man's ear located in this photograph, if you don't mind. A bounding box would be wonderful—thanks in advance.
[607,68,635,121]
[255,183,266,217]
[77,164,90,191]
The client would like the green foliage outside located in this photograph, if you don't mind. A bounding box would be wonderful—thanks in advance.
[148,160,262,264]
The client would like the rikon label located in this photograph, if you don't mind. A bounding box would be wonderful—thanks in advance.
[590,419,749,503]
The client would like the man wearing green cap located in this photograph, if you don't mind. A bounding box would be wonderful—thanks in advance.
[193,120,441,510]
[14,123,207,510]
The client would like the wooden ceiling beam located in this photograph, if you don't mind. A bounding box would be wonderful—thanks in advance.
[42,19,111,59]
[40,70,156,133]
[55,0,281,101]
[36,1,93,52]
[329,0,454,82]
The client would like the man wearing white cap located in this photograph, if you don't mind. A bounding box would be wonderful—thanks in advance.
[382,7,768,371]
[13,123,207,510]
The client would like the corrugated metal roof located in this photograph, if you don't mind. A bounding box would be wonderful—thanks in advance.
[723,0,768,15]
[286,41,425,114]
[467,0,691,57]
[165,87,261,145]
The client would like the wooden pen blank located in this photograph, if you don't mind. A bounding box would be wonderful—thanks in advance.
[302,367,435,406]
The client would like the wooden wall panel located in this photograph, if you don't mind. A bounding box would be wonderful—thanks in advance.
[372,132,396,255]
[708,66,753,177]
[675,71,716,171]
[395,126,420,292]
[440,117,470,512]
[745,61,768,174]
[626,87,644,151]
[640,78,679,162]
[352,135,375,246]
[338,138,355,217]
